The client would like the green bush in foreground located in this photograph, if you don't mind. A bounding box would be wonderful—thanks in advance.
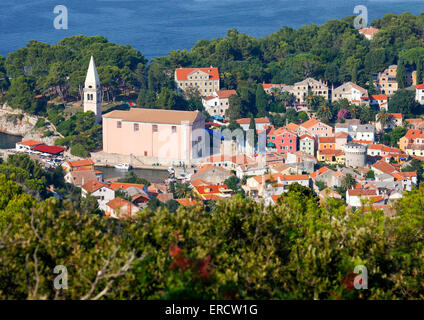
[0,177,423,300]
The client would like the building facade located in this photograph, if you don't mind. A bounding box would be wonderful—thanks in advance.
[102,108,206,163]
[175,67,220,96]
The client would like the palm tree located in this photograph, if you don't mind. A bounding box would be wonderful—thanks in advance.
[317,105,332,123]
[376,109,391,132]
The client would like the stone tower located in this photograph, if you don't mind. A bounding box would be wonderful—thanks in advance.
[83,56,102,123]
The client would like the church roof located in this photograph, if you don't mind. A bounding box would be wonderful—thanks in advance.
[85,56,101,86]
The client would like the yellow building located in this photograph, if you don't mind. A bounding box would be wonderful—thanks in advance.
[317,149,345,165]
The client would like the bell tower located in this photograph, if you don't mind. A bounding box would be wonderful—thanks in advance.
[83,56,102,123]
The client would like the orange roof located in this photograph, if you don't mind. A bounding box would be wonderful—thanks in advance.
[370,195,384,203]
[271,195,280,204]
[190,179,209,188]
[359,27,379,35]
[348,189,377,196]
[318,149,345,156]
[372,160,397,175]
[388,113,403,119]
[176,198,200,206]
[404,129,422,140]
[370,94,388,100]
[285,122,300,132]
[82,180,108,193]
[405,118,423,124]
[236,117,270,125]
[416,84,424,89]
[66,159,94,168]
[18,139,43,146]
[216,90,237,99]
[310,167,330,178]
[106,197,137,210]
[279,174,309,181]
[175,67,219,81]
[108,182,145,190]
[300,118,319,128]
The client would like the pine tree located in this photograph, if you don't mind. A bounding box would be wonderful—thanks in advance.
[396,60,406,89]
[255,84,268,117]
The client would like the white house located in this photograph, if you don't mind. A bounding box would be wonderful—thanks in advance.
[15,139,43,152]
[332,82,368,104]
[348,124,376,142]
[81,180,115,211]
[416,84,424,105]
[346,189,381,207]
[202,90,237,117]
[369,94,388,110]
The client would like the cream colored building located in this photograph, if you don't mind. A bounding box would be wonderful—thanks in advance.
[291,78,329,103]
[332,82,368,104]
[175,67,220,96]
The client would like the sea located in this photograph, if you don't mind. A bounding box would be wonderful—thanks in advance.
[0,0,423,61]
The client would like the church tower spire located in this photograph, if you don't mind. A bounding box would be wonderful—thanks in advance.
[83,56,102,123]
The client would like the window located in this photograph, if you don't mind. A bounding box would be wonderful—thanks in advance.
[153,125,158,132]
[134,123,139,131]
[117,121,122,128]
[172,126,176,133]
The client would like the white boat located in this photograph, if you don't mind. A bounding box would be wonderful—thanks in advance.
[168,167,175,174]
[114,163,131,170]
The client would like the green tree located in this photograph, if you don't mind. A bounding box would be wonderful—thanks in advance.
[255,84,268,117]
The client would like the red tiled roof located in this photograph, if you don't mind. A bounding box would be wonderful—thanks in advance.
[175,67,219,81]
[106,197,137,211]
[416,84,424,89]
[32,144,66,154]
[319,137,335,143]
[351,140,373,145]
[359,27,379,35]
[279,174,309,181]
[310,167,330,178]
[300,118,319,128]
[404,129,422,140]
[82,180,108,193]
[176,198,200,206]
[18,139,43,146]
[388,113,403,119]
[370,94,388,100]
[372,160,397,174]
[236,117,270,125]
[109,182,145,190]
[285,122,300,132]
[216,90,237,99]
[348,189,377,196]
[66,159,94,168]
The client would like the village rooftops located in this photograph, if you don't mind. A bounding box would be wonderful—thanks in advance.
[65,159,95,168]
[286,123,300,132]
[103,108,203,125]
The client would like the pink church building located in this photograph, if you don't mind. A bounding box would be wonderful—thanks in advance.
[102,108,206,163]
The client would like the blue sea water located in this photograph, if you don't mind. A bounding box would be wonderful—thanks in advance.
[0,0,423,61]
